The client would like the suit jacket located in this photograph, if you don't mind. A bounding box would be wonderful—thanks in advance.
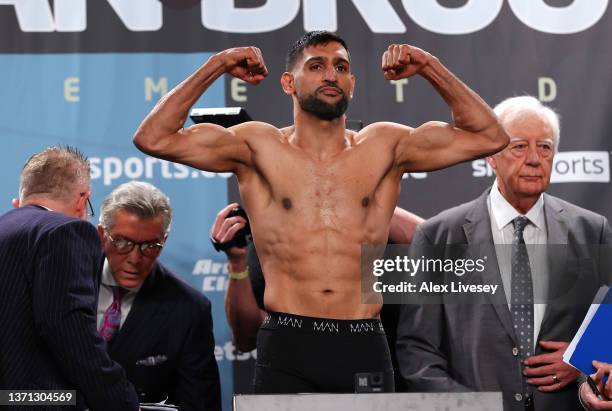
[105,261,221,411]
[0,205,138,411]
[396,189,612,411]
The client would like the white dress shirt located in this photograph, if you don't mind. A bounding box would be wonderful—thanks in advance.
[96,259,142,331]
[487,180,549,351]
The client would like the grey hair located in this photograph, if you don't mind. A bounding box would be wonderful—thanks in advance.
[493,95,560,151]
[99,181,172,234]
[19,146,90,203]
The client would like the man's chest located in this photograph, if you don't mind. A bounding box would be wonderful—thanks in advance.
[250,144,399,204]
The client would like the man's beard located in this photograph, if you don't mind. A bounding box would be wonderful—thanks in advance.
[298,88,349,121]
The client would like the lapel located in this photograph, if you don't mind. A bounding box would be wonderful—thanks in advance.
[94,256,104,306]
[543,194,569,244]
[109,263,167,354]
[536,194,570,341]
[462,189,517,344]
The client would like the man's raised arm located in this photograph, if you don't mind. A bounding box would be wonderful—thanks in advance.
[133,47,268,173]
[388,207,425,244]
[379,44,509,173]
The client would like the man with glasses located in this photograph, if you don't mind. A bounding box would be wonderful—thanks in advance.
[96,181,221,411]
[0,146,139,410]
[396,96,612,411]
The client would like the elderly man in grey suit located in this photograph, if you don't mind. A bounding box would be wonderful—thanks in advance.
[396,96,612,411]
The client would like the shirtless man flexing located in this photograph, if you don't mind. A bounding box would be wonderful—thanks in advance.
[134,31,509,393]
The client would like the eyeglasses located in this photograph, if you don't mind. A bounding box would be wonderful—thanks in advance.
[105,233,164,257]
[80,192,95,218]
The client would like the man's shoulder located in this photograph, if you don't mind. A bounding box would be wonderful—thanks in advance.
[2,205,65,222]
[545,194,610,238]
[353,121,411,145]
[233,121,283,138]
[546,194,606,221]
[422,196,484,229]
[413,194,487,245]
[0,206,93,237]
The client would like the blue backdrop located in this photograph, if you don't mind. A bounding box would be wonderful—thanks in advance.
[2,2,612,410]
[1,52,244,409]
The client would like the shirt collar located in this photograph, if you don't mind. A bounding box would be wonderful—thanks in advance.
[27,204,53,212]
[101,258,142,293]
[489,180,545,231]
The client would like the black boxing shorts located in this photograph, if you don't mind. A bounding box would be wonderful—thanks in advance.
[253,311,395,394]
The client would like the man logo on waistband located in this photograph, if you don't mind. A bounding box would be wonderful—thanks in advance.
[313,320,339,332]
[350,322,374,333]
[278,316,303,328]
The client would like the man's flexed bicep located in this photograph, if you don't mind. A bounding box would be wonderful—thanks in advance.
[135,121,253,174]
[392,120,509,173]
[380,42,509,173]
[134,46,268,174]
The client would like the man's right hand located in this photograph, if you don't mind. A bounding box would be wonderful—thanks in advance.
[580,361,612,410]
[217,47,268,85]
[593,361,612,399]
[580,380,612,410]
[211,203,248,269]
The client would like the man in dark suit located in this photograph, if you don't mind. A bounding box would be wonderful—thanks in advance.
[0,146,139,411]
[396,96,612,411]
[96,181,221,411]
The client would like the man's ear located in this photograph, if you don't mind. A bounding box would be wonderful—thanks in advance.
[11,198,19,208]
[280,72,295,95]
[349,73,356,99]
[486,155,497,171]
[97,224,106,243]
[76,191,89,218]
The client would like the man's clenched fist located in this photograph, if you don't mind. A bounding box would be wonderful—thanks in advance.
[218,46,268,85]
[382,44,431,81]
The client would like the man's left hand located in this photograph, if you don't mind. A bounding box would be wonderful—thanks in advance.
[523,340,580,392]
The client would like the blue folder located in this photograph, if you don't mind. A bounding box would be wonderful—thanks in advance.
[564,286,612,375]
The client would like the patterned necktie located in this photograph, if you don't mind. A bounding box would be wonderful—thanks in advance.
[511,216,534,395]
[99,286,125,344]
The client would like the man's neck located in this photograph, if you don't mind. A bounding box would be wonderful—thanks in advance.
[22,197,76,217]
[496,183,540,215]
[291,110,348,158]
[512,199,538,216]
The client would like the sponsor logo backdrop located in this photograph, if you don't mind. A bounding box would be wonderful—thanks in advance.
[1,2,610,410]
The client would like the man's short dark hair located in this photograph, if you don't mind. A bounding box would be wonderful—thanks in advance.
[286,31,350,71]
